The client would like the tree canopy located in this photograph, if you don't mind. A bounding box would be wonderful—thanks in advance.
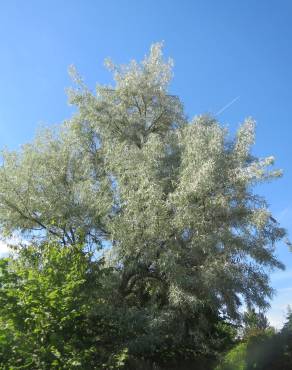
[0,43,287,369]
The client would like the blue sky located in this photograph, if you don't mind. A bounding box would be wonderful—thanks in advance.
[0,0,292,328]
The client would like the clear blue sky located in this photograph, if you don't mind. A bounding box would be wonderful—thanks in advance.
[0,0,292,327]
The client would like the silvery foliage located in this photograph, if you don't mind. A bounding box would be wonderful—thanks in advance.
[0,43,286,318]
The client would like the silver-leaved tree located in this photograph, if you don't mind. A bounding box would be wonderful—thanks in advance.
[0,44,286,360]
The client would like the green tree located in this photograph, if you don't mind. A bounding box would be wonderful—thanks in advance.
[0,243,132,369]
[216,308,292,370]
[242,308,270,338]
[0,43,286,368]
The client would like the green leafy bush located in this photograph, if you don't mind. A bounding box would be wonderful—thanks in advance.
[0,244,129,369]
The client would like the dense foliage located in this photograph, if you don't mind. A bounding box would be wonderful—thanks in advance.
[216,310,292,370]
[0,44,288,369]
[0,244,131,369]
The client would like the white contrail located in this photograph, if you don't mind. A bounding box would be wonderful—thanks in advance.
[216,96,240,116]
